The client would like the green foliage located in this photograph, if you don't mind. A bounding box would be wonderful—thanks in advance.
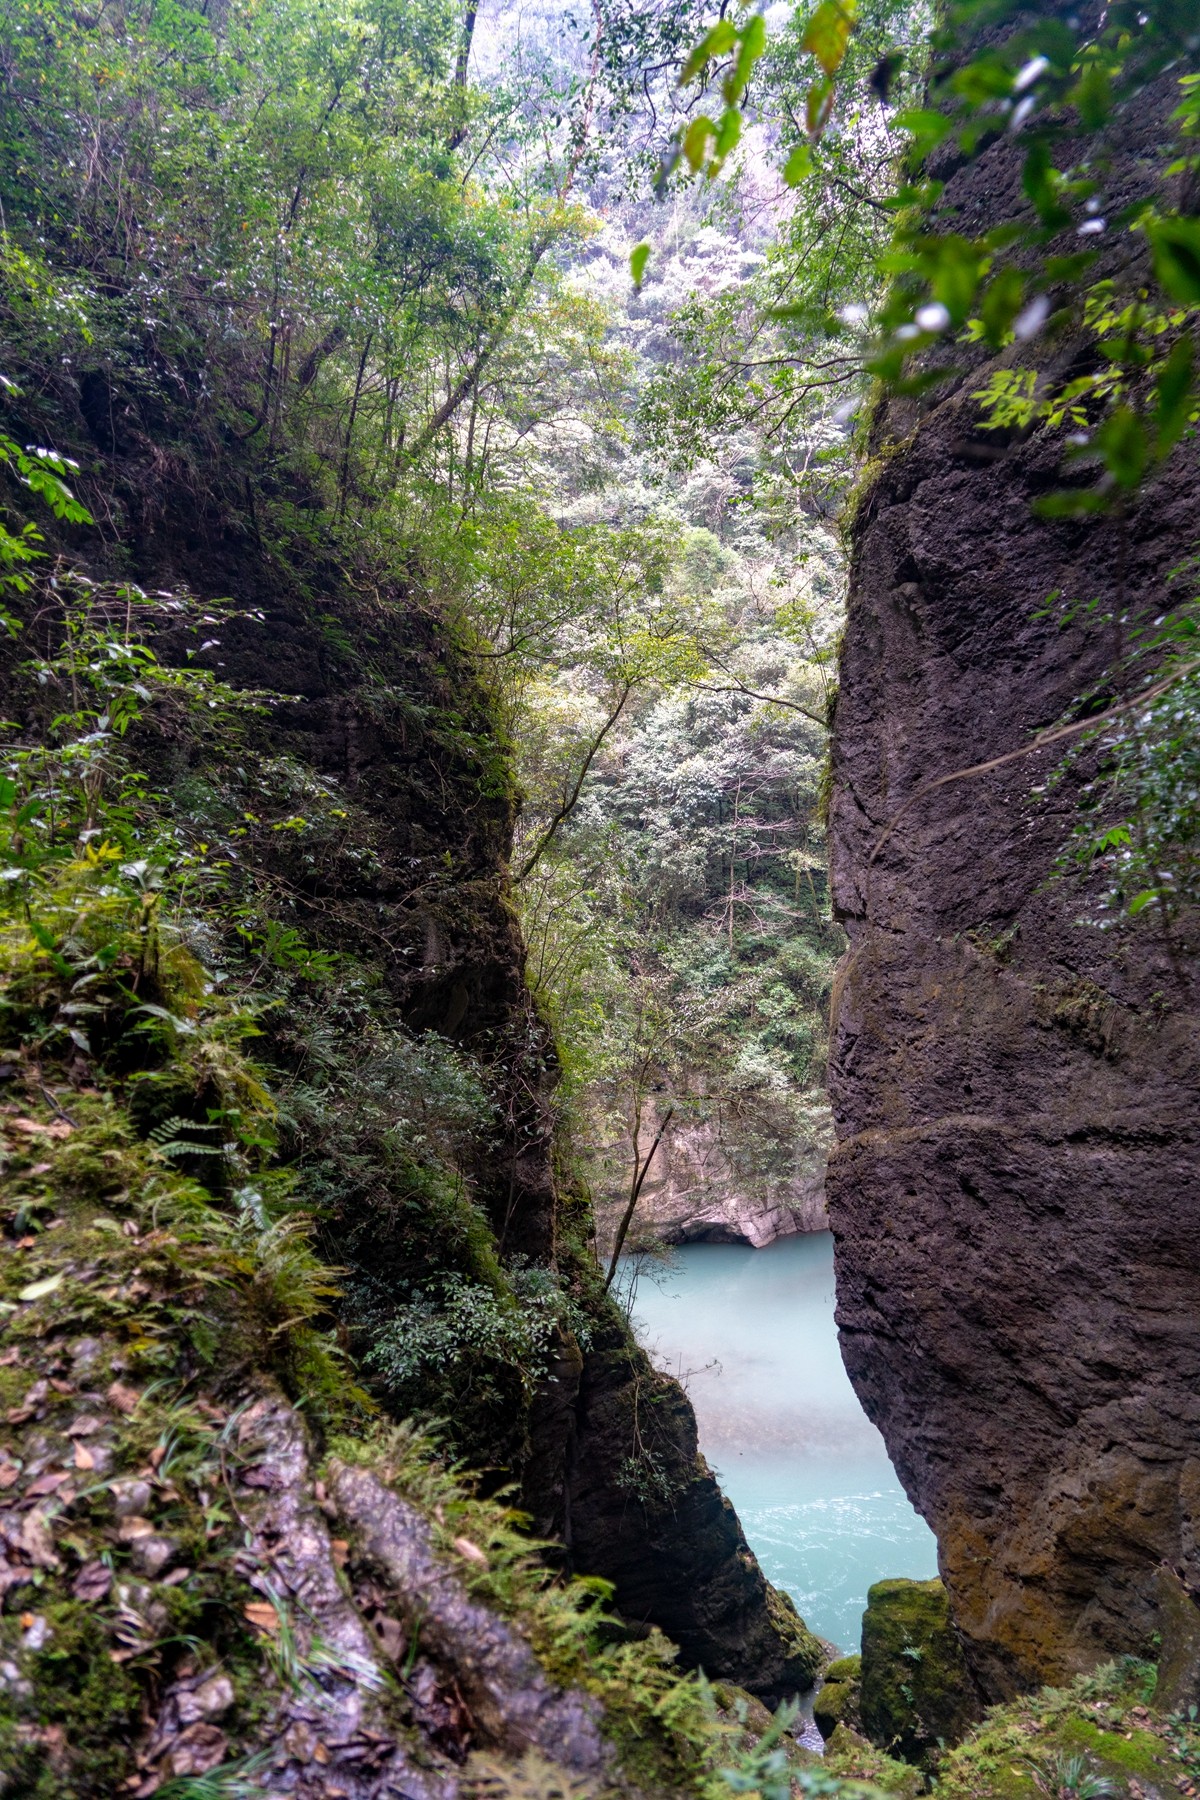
[636,0,922,506]
[1025,1750,1117,1800]
[0,0,615,548]
[0,530,525,1445]
[0,527,574,1461]
[653,0,1200,924]
[154,1759,275,1800]
[0,7,879,1791]
[518,569,842,1243]
[0,0,857,1324]
[0,429,90,635]
[1045,574,1200,918]
[325,1420,793,1796]
[720,1695,802,1800]
[365,1264,575,1412]
[676,0,853,186]
[931,1659,1179,1800]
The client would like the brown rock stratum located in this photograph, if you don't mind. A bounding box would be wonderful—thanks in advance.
[827,67,1200,1698]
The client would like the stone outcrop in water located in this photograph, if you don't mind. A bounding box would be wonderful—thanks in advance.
[563,1314,826,1699]
[595,1098,829,1253]
[826,55,1200,1699]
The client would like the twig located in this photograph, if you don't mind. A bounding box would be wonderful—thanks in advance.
[513,680,633,882]
[867,657,1200,868]
[39,1083,78,1126]
[604,1106,674,1289]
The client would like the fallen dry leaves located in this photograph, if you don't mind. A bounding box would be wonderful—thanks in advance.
[243,1599,281,1634]
[452,1535,489,1568]
[7,1117,72,1140]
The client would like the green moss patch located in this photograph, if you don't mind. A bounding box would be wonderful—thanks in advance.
[824,1723,923,1798]
[937,1661,1200,1800]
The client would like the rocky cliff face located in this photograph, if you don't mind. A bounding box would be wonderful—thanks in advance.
[564,1313,822,1698]
[826,72,1200,1699]
[174,550,819,1699]
[0,406,818,1723]
[595,1097,829,1254]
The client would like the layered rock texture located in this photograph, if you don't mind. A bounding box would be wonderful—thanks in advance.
[596,1098,829,1253]
[827,69,1200,1699]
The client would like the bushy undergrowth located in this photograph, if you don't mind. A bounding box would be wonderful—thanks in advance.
[0,540,584,1471]
[326,1419,825,1800]
[0,1077,763,1798]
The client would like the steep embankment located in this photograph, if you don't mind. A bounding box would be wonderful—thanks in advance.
[150,529,820,1699]
[826,72,1200,1698]
[0,419,818,1789]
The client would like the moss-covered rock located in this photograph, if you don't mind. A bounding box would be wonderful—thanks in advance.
[819,1658,1200,1800]
[823,1722,923,1798]
[859,1577,982,1765]
[1155,1564,1200,1712]
[764,1578,827,1692]
[934,1658,1196,1800]
[815,1652,862,1739]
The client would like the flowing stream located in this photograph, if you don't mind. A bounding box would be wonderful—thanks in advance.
[624,1231,938,1654]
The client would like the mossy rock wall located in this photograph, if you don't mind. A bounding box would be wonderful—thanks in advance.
[0,410,821,1704]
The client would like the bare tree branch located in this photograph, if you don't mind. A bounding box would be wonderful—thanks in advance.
[514,679,634,882]
[604,1105,674,1288]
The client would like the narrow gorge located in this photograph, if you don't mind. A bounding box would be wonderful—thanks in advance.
[1,0,1199,1796]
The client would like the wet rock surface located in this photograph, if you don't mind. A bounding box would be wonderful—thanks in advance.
[827,52,1200,1698]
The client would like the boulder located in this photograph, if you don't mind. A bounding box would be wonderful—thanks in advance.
[859,1579,981,1765]
[814,1653,861,1740]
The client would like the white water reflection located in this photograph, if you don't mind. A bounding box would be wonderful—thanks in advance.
[624,1232,938,1653]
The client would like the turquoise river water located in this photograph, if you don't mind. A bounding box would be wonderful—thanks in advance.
[625,1231,938,1654]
